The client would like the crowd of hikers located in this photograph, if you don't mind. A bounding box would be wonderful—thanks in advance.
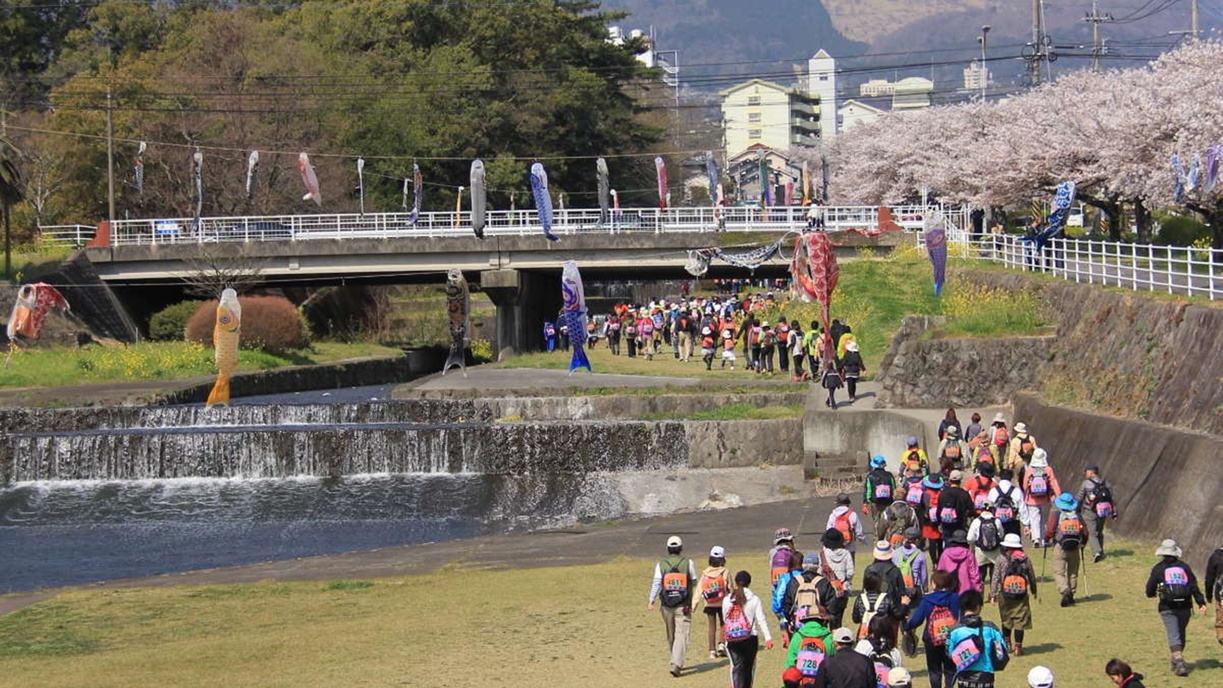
[646,411,1222,687]
[546,294,865,402]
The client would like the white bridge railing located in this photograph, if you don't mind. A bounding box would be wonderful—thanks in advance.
[87,204,940,247]
[945,234,1222,301]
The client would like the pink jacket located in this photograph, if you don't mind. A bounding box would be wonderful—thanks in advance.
[1022,466,1061,506]
[937,544,982,594]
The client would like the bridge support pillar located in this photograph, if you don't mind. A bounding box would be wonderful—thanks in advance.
[480,269,557,360]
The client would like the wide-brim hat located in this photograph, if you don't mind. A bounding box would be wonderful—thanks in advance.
[1030,448,1049,468]
[950,529,969,545]
[774,527,794,544]
[1014,422,1029,435]
[923,475,944,489]
[873,540,895,561]
[1155,539,1182,558]
[870,454,887,469]
[1001,533,1024,549]
[992,412,1006,424]
[1054,492,1078,511]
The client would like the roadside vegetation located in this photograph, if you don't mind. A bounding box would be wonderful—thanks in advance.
[0,537,1213,687]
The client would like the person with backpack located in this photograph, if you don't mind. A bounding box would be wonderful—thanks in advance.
[991,533,1037,657]
[821,361,844,409]
[1005,422,1039,476]
[1021,449,1061,547]
[937,530,982,595]
[721,327,738,369]
[1205,542,1223,645]
[1104,658,1147,688]
[770,528,799,587]
[784,552,841,634]
[696,546,731,659]
[1144,539,1208,676]
[821,528,855,627]
[898,436,929,479]
[985,469,1029,541]
[963,463,997,515]
[895,527,930,599]
[855,614,904,687]
[775,320,791,374]
[1042,492,1085,607]
[814,626,875,688]
[827,493,865,557]
[969,430,998,471]
[785,612,837,687]
[937,409,962,442]
[936,427,966,473]
[963,413,984,447]
[966,503,1003,599]
[804,321,823,378]
[646,535,699,677]
[788,320,806,381]
[701,326,716,370]
[863,455,898,540]
[988,413,1009,461]
[937,471,975,543]
[1074,464,1117,563]
[919,474,946,562]
[852,571,898,641]
[882,499,920,550]
[759,323,777,375]
[722,570,775,688]
[945,589,1009,688]
[625,316,639,358]
[774,550,807,647]
[639,315,656,361]
[903,569,960,688]
[863,541,913,629]
[840,341,865,402]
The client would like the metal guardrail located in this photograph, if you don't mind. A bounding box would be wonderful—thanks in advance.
[99,204,943,247]
[38,225,96,247]
[951,234,1222,301]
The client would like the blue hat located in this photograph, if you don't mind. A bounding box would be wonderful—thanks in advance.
[1054,492,1078,511]
[922,474,944,489]
[870,455,886,469]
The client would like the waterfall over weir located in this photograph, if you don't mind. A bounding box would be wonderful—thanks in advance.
[0,398,687,593]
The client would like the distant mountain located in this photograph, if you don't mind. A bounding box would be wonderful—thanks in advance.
[605,0,1222,92]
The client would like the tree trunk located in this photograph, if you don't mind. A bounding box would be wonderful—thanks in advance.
[1133,199,1152,243]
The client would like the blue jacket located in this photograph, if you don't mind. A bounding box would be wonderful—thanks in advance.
[946,614,1006,673]
[772,570,801,619]
[903,589,960,636]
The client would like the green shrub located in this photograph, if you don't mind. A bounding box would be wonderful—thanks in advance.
[148,300,205,341]
[1155,213,1209,247]
[185,295,309,354]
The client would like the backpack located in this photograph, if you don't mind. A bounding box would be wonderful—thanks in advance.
[974,445,996,467]
[994,488,1018,523]
[640,321,655,337]
[762,330,776,347]
[793,575,830,625]
[928,604,956,647]
[897,548,921,591]
[1028,468,1049,497]
[977,516,1001,552]
[904,480,924,505]
[992,426,1009,447]
[699,570,728,605]
[771,547,793,586]
[904,449,924,472]
[938,503,959,525]
[723,602,753,642]
[1017,438,1036,461]
[925,490,942,524]
[833,509,854,544]
[1159,565,1193,603]
[794,633,828,678]
[942,443,962,462]
[870,469,894,502]
[1000,557,1029,599]
[949,628,984,672]
[858,592,884,639]
[1090,479,1116,518]
[626,324,637,336]
[1056,511,1083,551]
[659,558,691,607]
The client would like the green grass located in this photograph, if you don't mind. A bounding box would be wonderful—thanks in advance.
[0,341,405,388]
[0,537,1216,687]
[635,403,804,421]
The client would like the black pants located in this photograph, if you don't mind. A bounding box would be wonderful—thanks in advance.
[924,638,956,688]
[955,670,995,688]
[726,634,760,688]
[845,375,858,399]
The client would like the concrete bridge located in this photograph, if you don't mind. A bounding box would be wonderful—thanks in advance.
[78,205,963,354]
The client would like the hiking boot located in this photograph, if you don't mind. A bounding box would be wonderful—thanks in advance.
[670,664,682,677]
[1094,552,1104,563]
[1013,642,1023,656]
[709,650,717,659]
[1173,660,1189,676]
[1061,591,1074,607]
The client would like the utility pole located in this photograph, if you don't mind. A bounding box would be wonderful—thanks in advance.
[1170,0,1200,40]
[1084,0,1113,73]
[106,87,115,224]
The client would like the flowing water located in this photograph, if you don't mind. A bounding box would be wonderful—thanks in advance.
[0,388,681,593]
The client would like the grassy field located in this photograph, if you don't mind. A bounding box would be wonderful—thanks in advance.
[0,538,1217,687]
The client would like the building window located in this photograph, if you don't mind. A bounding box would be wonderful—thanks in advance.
[747,96,761,106]
[819,75,828,81]
[748,129,762,139]
[748,112,761,122]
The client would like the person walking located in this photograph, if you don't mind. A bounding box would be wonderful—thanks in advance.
[992,533,1037,656]
[821,361,844,409]
[1206,542,1223,645]
[770,528,799,588]
[964,463,997,515]
[821,529,856,627]
[903,569,960,688]
[1104,659,1147,688]
[813,627,876,688]
[840,341,865,402]
[1005,422,1039,477]
[723,570,775,688]
[827,493,866,559]
[936,470,975,544]
[1144,539,1208,676]
[1021,449,1060,547]
[1074,464,1117,563]
[647,535,698,677]
[937,529,982,595]
[1042,492,1085,607]
[919,474,947,563]
[985,469,1028,541]
[789,320,806,381]
[882,499,919,550]
[945,590,1008,688]
[966,504,1003,598]
[696,546,730,658]
[863,455,898,540]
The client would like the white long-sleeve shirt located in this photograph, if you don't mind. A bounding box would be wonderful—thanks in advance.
[722,588,773,642]
[647,557,699,604]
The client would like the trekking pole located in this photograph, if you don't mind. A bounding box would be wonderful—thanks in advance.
[1040,543,1047,580]
[1080,545,1090,598]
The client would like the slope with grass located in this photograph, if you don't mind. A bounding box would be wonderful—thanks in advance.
[0,538,1216,687]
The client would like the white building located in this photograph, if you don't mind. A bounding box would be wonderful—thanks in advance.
[963,60,990,92]
[838,99,886,132]
[860,79,895,97]
[720,79,820,159]
[891,77,934,110]
[807,49,837,139]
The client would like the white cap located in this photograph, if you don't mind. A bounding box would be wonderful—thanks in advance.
[710,546,725,558]
[1028,666,1055,688]
[666,535,683,548]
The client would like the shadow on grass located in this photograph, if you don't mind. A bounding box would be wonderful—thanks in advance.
[1189,657,1222,671]
[1020,642,1063,655]
[1106,548,1135,558]
[1080,593,1113,602]
[681,659,728,676]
